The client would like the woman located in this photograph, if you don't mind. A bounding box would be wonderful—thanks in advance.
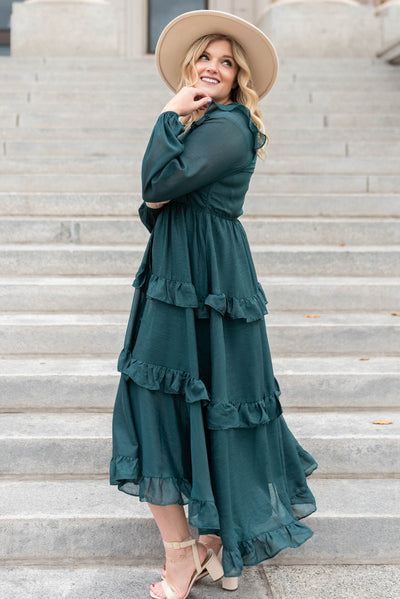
[110,10,318,599]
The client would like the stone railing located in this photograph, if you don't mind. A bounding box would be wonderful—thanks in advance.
[375,0,400,63]
[11,0,119,56]
[256,0,400,62]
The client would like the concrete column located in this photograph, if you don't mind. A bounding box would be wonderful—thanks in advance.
[209,0,259,22]
[11,0,119,56]
[256,0,381,58]
[376,0,400,55]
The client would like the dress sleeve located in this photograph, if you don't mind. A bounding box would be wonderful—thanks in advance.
[141,110,253,204]
[138,201,164,233]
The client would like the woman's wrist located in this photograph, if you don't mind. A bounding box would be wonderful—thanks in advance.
[160,101,181,116]
[145,201,170,209]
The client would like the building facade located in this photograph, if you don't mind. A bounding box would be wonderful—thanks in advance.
[6,0,400,61]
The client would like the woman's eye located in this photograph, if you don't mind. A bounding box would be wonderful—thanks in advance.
[223,60,232,66]
[199,54,208,60]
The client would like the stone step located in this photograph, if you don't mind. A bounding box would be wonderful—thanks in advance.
[3,76,398,93]
[266,312,400,357]
[0,55,393,69]
[0,411,398,477]
[11,112,400,130]
[3,89,398,107]
[11,273,400,311]
[254,157,400,175]
[2,73,398,92]
[249,174,399,194]
[3,99,400,115]
[27,67,399,81]
[1,275,398,313]
[1,564,399,599]
[244,194,400,216]
[1,244,398,276]
[1,356,398,412]
[1,156,400,176]
[0,192,398,218]
[1,216,398,245]
[3,139,400,159]
[0,173,398,193]
[3,126,400,143]
[0,478,398,565]
[0,312,398,357]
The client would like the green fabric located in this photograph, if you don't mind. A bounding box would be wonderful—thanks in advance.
[110,101,317,577]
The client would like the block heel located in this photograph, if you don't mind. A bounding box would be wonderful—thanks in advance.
[222,576,239,591]
[216,545,239,591]
[204,550,224,581]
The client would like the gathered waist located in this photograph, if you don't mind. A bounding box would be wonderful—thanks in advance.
[171,198,241,222]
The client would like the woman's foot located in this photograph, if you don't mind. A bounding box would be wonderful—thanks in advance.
[161,534,222,580]
[151,540,209,599]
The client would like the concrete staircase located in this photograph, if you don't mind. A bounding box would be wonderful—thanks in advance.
[0,56,400,597]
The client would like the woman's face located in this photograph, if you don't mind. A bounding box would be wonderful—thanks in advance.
[193,39,239,105]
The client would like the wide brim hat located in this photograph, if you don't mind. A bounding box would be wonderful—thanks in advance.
[155,10,279,100]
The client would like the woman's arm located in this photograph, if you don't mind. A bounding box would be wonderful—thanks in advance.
[142,106,253,204]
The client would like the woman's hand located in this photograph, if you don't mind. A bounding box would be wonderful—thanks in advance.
[145,200,170,209]
[161,87,212,117]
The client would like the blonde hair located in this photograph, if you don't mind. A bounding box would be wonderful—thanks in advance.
[177,34,269,159]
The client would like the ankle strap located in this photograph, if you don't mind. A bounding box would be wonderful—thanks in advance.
[163,537,203,573]
[163,537,195,550]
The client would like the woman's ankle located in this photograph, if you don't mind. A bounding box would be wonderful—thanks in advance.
[198,534,222,552]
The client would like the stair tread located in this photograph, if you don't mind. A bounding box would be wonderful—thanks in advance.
[0,311,398,325]
[0,355,398,375]
[0,411,398,439]
[0,275,399,284]
[0,564,399,599]
[0,478,398,518]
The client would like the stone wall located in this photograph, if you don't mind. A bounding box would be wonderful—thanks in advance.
[9,0,400,59]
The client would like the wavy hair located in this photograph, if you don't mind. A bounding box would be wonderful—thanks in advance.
[177,34,269,159]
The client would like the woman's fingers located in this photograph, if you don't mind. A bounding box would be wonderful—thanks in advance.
[161,87,212,116]
[193,96,212,110]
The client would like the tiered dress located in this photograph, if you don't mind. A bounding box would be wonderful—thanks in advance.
[109,101,318,579]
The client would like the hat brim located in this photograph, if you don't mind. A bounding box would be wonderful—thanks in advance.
[155,10,279,100]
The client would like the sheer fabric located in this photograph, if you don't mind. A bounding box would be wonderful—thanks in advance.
[110,101,317,577]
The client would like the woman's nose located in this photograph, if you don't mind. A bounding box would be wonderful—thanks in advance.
[206,61,218,72]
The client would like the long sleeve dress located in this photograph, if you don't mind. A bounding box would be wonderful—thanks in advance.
[109,100,318,579]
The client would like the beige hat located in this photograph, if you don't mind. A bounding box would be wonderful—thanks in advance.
[155,10,279,100]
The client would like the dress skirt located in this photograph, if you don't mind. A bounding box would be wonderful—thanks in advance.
[110,270,318,578]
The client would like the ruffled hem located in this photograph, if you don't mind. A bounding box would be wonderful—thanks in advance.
[135,272,268,323]
[223,518,314,577]
[118,349,210,405]
[206,389,282,430]
[118,349,282,430]
[109,456,220,529]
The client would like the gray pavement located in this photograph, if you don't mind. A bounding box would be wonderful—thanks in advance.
[1,565,399,599]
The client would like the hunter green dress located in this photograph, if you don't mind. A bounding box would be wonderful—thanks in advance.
[110,101,317,578]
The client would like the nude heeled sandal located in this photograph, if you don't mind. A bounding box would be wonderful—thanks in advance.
[210,535,239,591]
[160,535,239,592]
[150,537,223,599]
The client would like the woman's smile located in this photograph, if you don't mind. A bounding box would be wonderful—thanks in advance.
[200,76,220,84]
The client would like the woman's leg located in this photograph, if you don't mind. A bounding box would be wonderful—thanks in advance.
[149,504,191,542]
[149,504,208,599]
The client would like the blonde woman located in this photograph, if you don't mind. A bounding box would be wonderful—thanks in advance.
[110,10,318,599]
